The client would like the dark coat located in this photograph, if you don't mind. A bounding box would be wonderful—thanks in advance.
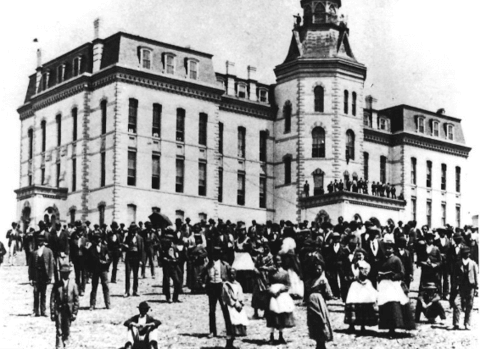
[124,314,162,329]
[452,259,478,291]
[88,243,111,273]
[123,234,146,264]
[50,279,79,317]
[28,247,55,283]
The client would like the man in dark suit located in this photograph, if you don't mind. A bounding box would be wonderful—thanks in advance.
[435,228,452,299]
[202,246,230,338]
[324,232,347,299]
[89,233,111,310]
[160,230,183,303]
[364,226,386,288]
[70,225,89,296]
[108,221,123,283]
[418,232,442,288]
[141,222,159,279]
[451,247,478,330]
[123,223,146,297]
[29,235,55,316]
[50,265,79,349]
[396,237,414,291]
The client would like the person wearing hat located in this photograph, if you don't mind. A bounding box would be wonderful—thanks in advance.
[377,241,415,337]
[415,282,446,324]
[123,301,161,349]
[122,223,146,297]
[69,225,89,296]
[418,231,441,289]
[434,228,452,299]
[201,246,231,338]
[108,221,123,283]
[50,265,79,349]
[450,246,478,330]
[141,221,159,280]
[324,232,347,300]
[6,222,20,266]
[364,225,386,289]
[160,229,183,303]
[29,235,55,316]
[88,232,111,310]
[395,237,413,291]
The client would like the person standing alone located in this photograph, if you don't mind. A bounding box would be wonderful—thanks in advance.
[29,235,55,316]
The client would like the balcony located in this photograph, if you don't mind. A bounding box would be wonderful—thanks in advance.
[299,191,406,211]
[15,185,68,201]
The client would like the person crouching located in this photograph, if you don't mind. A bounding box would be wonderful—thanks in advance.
[124,301,161,349]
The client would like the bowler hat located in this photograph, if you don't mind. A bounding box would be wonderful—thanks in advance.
[60,265,71,273]
[397,236,408,248]
[138,301,150,310]
[422,282,437,290]
[37,235,46,242]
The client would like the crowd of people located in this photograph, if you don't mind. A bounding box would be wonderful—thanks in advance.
[2,214,479,349]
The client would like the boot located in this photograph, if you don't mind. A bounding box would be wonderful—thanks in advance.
[150,340,159,349]
[278,333,287,344]
[268,333,275,344]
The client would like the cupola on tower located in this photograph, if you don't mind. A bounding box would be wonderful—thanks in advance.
[273,0,367,221]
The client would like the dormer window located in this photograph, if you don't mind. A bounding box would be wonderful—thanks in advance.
[57,64,65,84]
[72,56,82,77]
[379,118,387,130]
[164,53,176,74]
[446,124,454,140]
[41,71,50,91]
[187,59,199,80]
[217,78,226,91]
[140,48,152,69]
[258,88,268,103]
[416,115,425,133]
[431,120,439,137]
[237,83,247,99]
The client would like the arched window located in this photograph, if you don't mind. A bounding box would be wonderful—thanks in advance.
[344,90,349,114]
[312,127,325,158]
[312,169,325,196]
[313,2,325,23]
[346,130,355,161]
[284,101,292,133]
[314,86,324,112]
[352,92,357,116]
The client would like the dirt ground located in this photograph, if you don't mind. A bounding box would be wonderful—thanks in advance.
[0,257,478,349]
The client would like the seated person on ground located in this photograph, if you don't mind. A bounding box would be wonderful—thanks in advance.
[415,282,446,324]
[124,301,161,349]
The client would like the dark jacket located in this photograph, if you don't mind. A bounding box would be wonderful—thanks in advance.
[123,234,146,264]
[124,314,162,329]
[88,243,111,273]
[50,279,79,317]
[452,259,478,291]
[28,247,55,283]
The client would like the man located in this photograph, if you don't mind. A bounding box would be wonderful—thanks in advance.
[161,230,183,303]
[0,239,6,267]
[385,183,391,198]
[123,223,146,297]
[451,247,478,330]
[202,246,230,338]
[28,235,55,316]
[396,237,414,291]
[50,265,79,349]
[89,233,111,310]
[70,225,88,296]
[107,221,123,283]
[142,221,159,279]
[6,222,20,266]
[124,301,161,349]
[303,180,310,197]
[418,232,442,288]
[435,228,452,299]
[24,227,35,266]
[324,232,346,300]
[327,181,334,194]
[364,225,386,288]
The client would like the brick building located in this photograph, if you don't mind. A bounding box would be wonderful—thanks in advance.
[15,1,471,230]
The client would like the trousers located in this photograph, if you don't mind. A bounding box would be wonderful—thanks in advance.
[163,264,182,301]
[125,255,140,294]
[72,257,86,294]
[55,309,71,349]
[90,270,110,308]
[453,287,475,327]
[207,283,229,335]
[34,281,48,315]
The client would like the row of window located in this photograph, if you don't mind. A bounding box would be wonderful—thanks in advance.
[38,56,84,93]
[310,127,355,160]
[139,47,199,80]
[415,116,454,140]
[217,78,269,102]
[411,198,461,228]
[411,158,461,192]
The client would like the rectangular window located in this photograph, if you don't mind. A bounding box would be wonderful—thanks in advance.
[28,129,33,159]
[447,125,454,140]
[101,101,107,135]
[98,205,105,226]
[127,151,136,186]
[152,154,160,189]
[199,113,208,146]
[426,200,432,227]
[441,202,446,226]
[219,122,224,154]
[128,99,138,134]
[100,152,106,187]
[284,157,292,185]
[28,174,32,186]
[41,121,46,152]
[72,158,76,192]
[380,156,386,183]
[199,162,207,196]
[56,114,62,146]
[259,89,268,103]
[237,172,245,206]
[70,209,76,225]
[426,160,432,188]
[127,204,137,224]
[238,127,246,158]
[56,162,61,187]
[455,167,461,193]
[166,55,175,74]
[176,158,184,193]
[218,168,223,203]
[152,104,162,137]
[238,84,247,99]
[259,131,267,162]
[380,118,386,130]
[41,166,45,185]
[72,108,78,142]
[189,61,198,80]
[418,118,425,133]
[441,164,447,191]
[142,49,151,69]
[259,176,266,208]
[433,122,439,137]
[456,205,461,228]
[411,197,417,221]
[363,152,369,181]
[176,108,185,142]
[411,158,417,185]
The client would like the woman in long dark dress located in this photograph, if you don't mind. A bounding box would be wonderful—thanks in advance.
[265,255,295,344]
[252,244,274,318]
[377,241,416,337]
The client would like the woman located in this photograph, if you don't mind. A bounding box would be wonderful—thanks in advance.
[382,226,395,244]
[222,268,248,349]
[344,248,378,334]
[187,225,208,293]
[377,241,416,337]
[266,255,295,344]
[279,228,304,299]
[232,224,255,293]
[307,260,333,349]
[252,244,274,318]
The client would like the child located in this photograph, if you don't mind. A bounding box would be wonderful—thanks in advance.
[124,301,161,349]
[221,268,249,349]
[415,282,446,324]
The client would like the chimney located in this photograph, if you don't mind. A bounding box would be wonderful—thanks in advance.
[36,48,42,68]
[92,18,104,73]
[365,95,377,110]
[247,65,257,101]
[35,49,43,93]
[225,61,236,96]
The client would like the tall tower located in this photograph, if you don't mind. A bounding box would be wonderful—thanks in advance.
[273,0,367,222]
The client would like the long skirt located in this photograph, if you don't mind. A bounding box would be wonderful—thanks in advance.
[344,303,378,326]
[266,291,295,329]
[252,272,269,310]
[266,311,295,329]
[378,302,416,330]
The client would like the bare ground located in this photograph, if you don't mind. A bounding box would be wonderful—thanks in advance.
[0,259,478,349]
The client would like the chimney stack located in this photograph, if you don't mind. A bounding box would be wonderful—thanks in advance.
[94,18,101,40]
[92,18,104,73]
[226,61,236,96]
[36,48,42,68]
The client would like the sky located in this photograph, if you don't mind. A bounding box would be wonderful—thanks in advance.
[0,0,478,243]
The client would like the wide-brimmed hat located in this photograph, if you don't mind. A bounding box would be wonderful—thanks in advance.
[383,240,395,248]
[397,236,408,248]
[422,282,437,290]
[59,265,71,273]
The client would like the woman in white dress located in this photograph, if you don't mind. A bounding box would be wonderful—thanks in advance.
[222,268,248,349]
[232,225,255,292]
[278,228,304,299]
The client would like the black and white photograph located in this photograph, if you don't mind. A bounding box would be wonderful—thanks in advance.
[0,0,478,348]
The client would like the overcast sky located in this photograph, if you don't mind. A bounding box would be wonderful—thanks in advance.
[0,0,478,239]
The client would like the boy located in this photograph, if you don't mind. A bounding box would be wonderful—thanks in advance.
[415,282,446,324]
[124,301,161,349]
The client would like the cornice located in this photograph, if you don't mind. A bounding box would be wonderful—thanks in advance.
[220,96,275,120]
[14,185,69,201]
